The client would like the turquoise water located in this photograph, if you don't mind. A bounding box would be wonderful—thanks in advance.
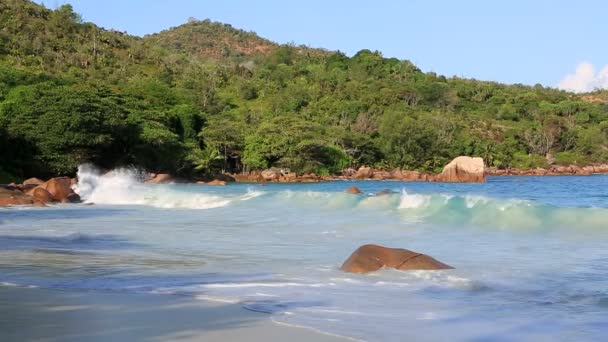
[1,167,608,341]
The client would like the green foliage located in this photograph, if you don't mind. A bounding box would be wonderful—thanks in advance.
[511,153,548,170]
[1,0,607,180]
[554,151,588,166]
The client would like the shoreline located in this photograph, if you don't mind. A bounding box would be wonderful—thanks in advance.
[0,284,352,342]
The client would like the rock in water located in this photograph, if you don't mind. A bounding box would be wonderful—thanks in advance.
[346,186,362,194]
[340,244,453,273]
[438,156,485,183]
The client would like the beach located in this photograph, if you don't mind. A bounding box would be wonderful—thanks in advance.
[0,285,349,342]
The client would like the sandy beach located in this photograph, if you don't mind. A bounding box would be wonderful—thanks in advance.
[0,285,350,342]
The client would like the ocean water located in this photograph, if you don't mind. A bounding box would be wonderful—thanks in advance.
[1,166,608,341]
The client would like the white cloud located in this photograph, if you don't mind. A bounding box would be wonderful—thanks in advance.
[557,62,608,93]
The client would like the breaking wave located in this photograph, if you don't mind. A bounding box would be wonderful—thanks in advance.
[71,165,608,228]
[73,165,233,209]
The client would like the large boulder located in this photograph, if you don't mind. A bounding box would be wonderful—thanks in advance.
[438,156,485,183]
[36,177,74,201]
[354,166,373,179]
[261,168,281,181]
[341,244,453,273]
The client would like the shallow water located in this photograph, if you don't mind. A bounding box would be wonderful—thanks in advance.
[1,167,608,341]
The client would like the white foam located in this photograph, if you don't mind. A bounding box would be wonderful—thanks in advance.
[201,282,332,289]
[398,190,431,209]
[465,195,490,208]
[73,164,231,209]
[240,188,265,201]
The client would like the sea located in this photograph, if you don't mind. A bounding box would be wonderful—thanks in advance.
[1,165,608,341]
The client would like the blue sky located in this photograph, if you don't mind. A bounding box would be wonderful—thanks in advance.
[40,0,607,91]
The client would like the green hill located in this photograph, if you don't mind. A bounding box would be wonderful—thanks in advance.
[0,0,607,182]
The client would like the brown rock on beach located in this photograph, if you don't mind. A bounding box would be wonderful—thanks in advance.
[354,166,373,179]
[437,156,485,183]
[341,244,453,273]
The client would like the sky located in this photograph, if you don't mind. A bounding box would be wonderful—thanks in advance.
[39,0,607,92]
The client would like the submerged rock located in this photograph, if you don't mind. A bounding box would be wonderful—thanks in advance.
[438,156,485,183]
[341,244,453,273]
[346,186,362,194]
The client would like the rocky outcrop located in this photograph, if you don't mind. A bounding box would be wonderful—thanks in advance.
[26,177,80,203]
[437,156,485,183]
[341,244,453,273]
[485,164,608,176]
[35,177,74,201]
[346,186,362,194]
[0,187,35,206]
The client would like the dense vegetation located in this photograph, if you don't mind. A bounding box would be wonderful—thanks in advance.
[1,0,607,182]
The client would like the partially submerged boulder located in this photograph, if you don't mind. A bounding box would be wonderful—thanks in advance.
[438,156,485,183]
[375,189,393,196]
[346,186,362,194]
[341,244,453,273]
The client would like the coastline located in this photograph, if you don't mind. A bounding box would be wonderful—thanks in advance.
[0,285,352,342]
[226,164,608,183]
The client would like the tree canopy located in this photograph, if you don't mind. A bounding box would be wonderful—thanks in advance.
[1,0,607,182]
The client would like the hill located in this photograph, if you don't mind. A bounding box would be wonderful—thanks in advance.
[0,0,607,182]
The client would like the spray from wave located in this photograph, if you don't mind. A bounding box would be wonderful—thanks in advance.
[73,164,233,209]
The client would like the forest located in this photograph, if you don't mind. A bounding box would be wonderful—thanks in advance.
[1,0,607,182]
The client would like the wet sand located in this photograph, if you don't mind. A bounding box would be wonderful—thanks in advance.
[0,285,351,342]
